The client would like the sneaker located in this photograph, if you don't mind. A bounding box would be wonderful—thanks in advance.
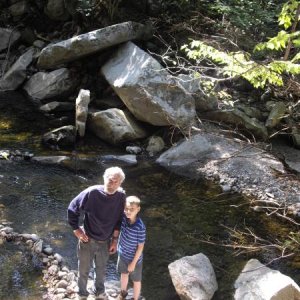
[88,289,108,300]
[117,290,128,300]
[76,294,88,300]
[95,292,109,300]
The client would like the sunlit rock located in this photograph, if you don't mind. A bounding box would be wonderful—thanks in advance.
[75,89,90,138]
[168,253,218,300]
[234,259,300,300]
[39,101,75,112]
[101,41,196,130]
[37,21,152,69]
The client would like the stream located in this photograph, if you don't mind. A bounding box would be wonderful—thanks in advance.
[0,91,299,299]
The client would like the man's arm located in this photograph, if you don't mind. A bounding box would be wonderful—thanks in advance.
[67,189,89,242]
[109,229,120,254]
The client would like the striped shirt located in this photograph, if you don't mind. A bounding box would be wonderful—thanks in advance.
[117,215,146,264]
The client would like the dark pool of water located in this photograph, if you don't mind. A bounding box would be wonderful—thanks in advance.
[0,242,43,300]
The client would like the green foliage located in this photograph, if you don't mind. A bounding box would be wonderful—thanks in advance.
[181,0,300,89]
[255,30,292,51]
[254,0,300,57]
[181,40,300,88]
[278,0,299,29]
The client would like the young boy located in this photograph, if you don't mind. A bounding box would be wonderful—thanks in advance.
[117,196,146,300]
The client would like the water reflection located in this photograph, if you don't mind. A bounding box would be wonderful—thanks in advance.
[0,242,42,300]
[0,160,299,299]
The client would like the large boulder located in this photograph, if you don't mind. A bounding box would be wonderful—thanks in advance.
[168,253,218,300]
[87,108,147,145]
[155,133,300,203]
[234,259,300,300]
[37,21,152,69]
[101,42,196,130]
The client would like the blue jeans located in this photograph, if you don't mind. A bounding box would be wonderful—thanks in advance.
[77,239,109,296]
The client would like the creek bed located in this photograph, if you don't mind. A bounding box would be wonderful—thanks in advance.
[0,160,299,299]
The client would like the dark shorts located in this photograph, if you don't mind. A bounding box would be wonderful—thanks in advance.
[117,256,143,282]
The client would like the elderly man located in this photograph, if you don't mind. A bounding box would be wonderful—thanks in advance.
[68,166,126,300]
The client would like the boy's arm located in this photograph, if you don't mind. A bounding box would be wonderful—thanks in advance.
[128,243,145,273]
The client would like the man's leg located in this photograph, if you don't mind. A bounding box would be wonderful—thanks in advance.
[77,241,93,296]
[94,241,109,294]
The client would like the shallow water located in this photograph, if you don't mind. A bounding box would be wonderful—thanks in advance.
[0,91,299,299]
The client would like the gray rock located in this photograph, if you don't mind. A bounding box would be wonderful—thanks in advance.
[169,253,218,300]
[39,101,75,112]
[265,101,286,128]
[202,108,268,140]
[42,125,76,149]
[0,48,35,91]
[75,89,90,137]
[88,108,147,145]
[101,41,196,130]
[37,21,152,69]
[0,28,21,52]
[234,259,300,300]
[23,68,76,101]
[44,0,70,21]
[100,154,137,166]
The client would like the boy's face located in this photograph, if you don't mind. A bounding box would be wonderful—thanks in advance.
[124,203,140,220]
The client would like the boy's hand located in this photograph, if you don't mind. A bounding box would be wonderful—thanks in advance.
[128,262,136,273]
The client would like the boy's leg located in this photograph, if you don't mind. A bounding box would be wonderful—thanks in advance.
[77,241,93,296]
[120,272,129,292]
[130,262,143,300]
[132,281,141,300]
[117,256,129,298]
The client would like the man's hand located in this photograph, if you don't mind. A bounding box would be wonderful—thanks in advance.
[73,228,89,243]
[109,239,118,254]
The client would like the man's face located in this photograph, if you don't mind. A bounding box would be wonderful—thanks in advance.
[104,173,122,194]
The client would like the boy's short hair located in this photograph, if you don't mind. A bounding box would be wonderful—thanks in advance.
[126,195,141,206]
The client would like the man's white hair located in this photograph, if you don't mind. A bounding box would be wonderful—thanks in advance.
[103,166,125,183]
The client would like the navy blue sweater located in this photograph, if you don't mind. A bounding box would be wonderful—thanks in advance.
[67,185,125,241]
